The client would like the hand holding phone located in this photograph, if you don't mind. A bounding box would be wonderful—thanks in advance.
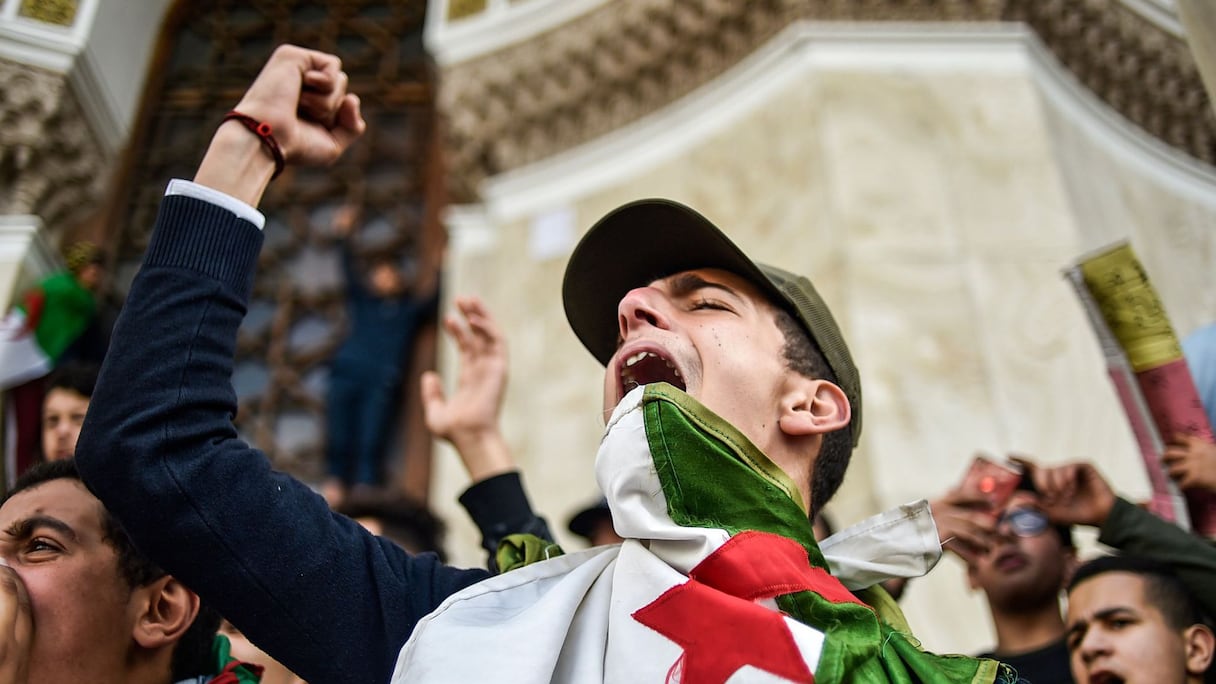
[958,454,1023,516]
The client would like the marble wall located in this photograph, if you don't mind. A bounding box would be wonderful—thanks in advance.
[431,26,1216,655]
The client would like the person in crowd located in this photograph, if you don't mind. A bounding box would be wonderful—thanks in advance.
[38,360,97,462]
[566,496,623,547]
[940,456,1216,683]
[1,241,104,476]
[322,204,439,506]
[420,296,554,569]
[426,296,939,595]
[1065,555,1213,684]
[948,480,1077,684]
[337,489,448,560]
[1023,458,1216,617]
[0,459,258,683]
[76,45,1005,683]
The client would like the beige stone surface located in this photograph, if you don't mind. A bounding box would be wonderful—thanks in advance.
[433,38,1216,656]
[1044,97,1216,338]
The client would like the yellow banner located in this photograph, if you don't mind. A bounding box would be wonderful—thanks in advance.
[1078,243,1182,372]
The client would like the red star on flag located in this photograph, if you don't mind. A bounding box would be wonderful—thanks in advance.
[633,530,869,683]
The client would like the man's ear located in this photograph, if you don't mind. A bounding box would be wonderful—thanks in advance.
[131,576,200,649]
[1183,623,1215,677]
[778,378,850,437]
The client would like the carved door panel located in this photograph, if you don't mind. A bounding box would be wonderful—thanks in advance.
[112,1,439,489]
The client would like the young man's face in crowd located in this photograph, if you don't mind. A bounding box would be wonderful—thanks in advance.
[42,387,89,460]
[967,492,1073,608]
[605,268,794,441]
[587,516,624,547]
[0,479,141,681]
[369,262,405,297]
[1066,571,1213,684]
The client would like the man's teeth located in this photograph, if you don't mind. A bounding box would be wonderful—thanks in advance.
[625,351,648,367]
[623,351,681,377]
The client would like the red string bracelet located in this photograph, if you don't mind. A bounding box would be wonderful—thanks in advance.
[222,110,285,179]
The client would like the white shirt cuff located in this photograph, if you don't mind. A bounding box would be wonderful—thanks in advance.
[165,179,266,230]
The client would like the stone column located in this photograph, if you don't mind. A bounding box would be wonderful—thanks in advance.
[1178,0,1216,116]
[0,58,109,255]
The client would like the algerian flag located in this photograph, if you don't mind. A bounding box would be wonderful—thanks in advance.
[0,271,95,390]
[393,385,1006,684]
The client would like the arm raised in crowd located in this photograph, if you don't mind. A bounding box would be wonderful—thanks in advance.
[75,45,489,684]
[194,45,364,206]
[421,297,514,483]
[1018,458,1216,618]
[421,297,554,566]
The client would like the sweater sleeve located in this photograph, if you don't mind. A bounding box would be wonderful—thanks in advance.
[1098,497,1216,618]
[458,471,555,571]
[76,194,490,684]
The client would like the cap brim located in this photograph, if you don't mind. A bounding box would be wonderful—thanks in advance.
[562,199,789,366]
[567,502,612,539]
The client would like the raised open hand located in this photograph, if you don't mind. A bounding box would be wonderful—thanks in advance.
[420,297,514,482]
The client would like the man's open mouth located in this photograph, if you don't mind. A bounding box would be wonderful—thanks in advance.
[993,549,1027,573]
[1088,670,1124,684]
[620,350,686,395]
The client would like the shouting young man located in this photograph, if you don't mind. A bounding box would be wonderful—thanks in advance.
[1066,555,1214,684]
[77,45,1001,684]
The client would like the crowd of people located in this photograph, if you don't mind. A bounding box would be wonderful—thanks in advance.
[0,44,1213,684]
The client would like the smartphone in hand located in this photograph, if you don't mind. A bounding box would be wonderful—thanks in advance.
[958,455,1023,516]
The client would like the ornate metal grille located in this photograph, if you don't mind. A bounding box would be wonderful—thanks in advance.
[111,0,439,490]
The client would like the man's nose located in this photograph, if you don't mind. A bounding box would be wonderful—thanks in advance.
[1078,629,1110,664]
[993,514,1018,541]
[617,286,672,340]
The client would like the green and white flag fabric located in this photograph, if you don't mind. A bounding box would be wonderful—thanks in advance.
[393,384,1007,683]
[0,271,95,389]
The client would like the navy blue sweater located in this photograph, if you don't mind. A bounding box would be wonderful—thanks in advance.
[76,195,492,684]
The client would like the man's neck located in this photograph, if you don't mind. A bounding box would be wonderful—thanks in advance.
[988,600,1065,655]
[114,649,177,684]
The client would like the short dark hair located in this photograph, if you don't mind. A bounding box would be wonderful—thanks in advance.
[8,459,162,587]
[337,491,446,562]
[773,308,853,518]
[173,605,221,680]
[811,510,836,541]
[1068,555,1208,631]
[44,361,99,400]
[4,459,219,680]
